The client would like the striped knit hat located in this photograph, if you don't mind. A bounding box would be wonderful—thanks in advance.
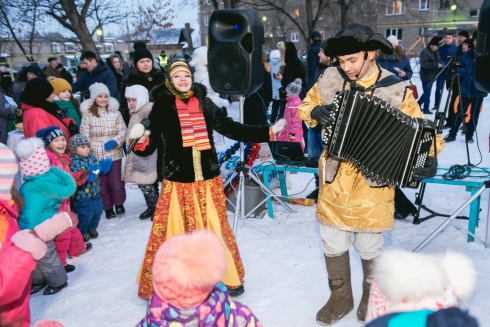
[0,143,19,200]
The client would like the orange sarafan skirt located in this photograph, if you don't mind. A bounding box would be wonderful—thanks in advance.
[137,176,245,299]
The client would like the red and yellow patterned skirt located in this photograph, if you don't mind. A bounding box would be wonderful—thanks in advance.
[137,176,245,299]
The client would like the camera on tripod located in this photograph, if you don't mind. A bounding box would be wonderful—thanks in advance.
[445,56,461,78]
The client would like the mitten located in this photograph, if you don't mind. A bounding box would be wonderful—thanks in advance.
[311,104,335,127]
[129,122,145,139]
[15,108,23,116]
[412,156,438,181]
[33,212,76,242]
[10,230,48,260]
[271,119,287,134]
[104,140,118,151]
[72,170,89,186]
[99,158,113,174]
[87,164,101,182]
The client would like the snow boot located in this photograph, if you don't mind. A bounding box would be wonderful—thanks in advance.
[139,183,159,220]
[31,282,47,294]
[87,229,99,238]
[64,264,76,273]
[316,252,354,326]
[357,258,374,322]
[228,285,245,297]
[115,205,125,215]
[43,281,68,295]
[105,209,116,219]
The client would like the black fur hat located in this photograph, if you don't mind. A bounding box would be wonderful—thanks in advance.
[326,23,394,57]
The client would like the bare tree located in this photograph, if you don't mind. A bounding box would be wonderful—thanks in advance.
[43,0,130,57]
[131,0,174,43]
[0,0,44,62]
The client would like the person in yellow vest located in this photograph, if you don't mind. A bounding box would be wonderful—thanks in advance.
[158,51,168,70]
[299,23,444,325]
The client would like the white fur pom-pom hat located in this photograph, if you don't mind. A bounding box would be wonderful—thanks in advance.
[14,137,50,177]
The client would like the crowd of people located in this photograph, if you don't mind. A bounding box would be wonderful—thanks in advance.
[0,23,484,327]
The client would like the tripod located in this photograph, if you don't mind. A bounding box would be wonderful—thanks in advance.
[413,58,474,224]
[225,96,295,236]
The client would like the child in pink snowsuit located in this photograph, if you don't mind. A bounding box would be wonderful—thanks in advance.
[36,126,92,273]
[277,78,304,150]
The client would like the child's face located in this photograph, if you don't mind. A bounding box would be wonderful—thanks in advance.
[58,89,71,101]
[95,93,109,108]
[49,136,67,155]
[76,145,91,157]
[128,98,137,111]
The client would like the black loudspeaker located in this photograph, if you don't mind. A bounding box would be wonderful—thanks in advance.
[208,9,264,95]
[475,0,490,93]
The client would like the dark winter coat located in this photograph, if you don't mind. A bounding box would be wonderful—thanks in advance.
[0,88,15,144]
[60,68,73,84]
[376,54,413,80]
[419,46,441,82]
[244,66,271,126]
[134,83,271,183]
[9,68,28,105]
[307,40,321,91]
[44,65,62,79]
[365,308,478,327]
[458,49,488,98]
[119,67,166,126]
[106,55,123,93]
[438,43,457,66]
[72,60,120,101]
[281,57,306,99]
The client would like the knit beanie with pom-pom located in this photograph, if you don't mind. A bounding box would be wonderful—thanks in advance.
[286,78,302,96]
[89,82,110,103]
[0,143,18,200]
[152,230,226,308]
[14,138,50,177]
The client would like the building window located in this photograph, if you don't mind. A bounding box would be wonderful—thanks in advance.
[470,9,480,17]
[64,42,75,53]
[385,28,403,40]
[419,0,429,10]
[52,42,61,54]
[290,32,299,42]
[104,43,114,53]
[204,14,210,26]
[96,45,103,53]
[418,27,429,36]
[386,1,404,15]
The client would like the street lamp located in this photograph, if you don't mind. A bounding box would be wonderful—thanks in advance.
[262,16,267,22]
[451,4,457,22]
[96,28,104,41]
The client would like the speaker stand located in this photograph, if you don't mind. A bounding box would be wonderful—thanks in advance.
[229,96,295,236]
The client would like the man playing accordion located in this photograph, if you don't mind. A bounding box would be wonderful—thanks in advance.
[299,23,444,325]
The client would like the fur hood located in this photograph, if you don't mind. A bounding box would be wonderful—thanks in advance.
[80,97,120,116]
[373,249,477,305]
[22,166,76,200]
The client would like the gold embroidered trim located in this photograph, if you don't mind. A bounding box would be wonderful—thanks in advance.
[192,146,204,181]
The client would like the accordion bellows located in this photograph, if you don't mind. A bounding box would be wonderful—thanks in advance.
[322,90,435,188]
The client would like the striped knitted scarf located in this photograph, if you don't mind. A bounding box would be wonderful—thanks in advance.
[175,97,211,151]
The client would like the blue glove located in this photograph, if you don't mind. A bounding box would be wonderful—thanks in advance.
[87,164,101,183]
[99,158,113,174]
[104,140,118,151]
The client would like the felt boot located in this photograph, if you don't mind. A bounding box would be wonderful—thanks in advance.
[316,252,354,326]
[357,258,374,322]
[139,183,159,220]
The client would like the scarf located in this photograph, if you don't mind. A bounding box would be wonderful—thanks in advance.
[165,79,194,99]
[175,97,211,151]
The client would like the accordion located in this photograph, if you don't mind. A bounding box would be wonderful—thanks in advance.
[322,90,435,188]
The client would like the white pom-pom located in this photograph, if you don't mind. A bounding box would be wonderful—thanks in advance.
[294,78,302,85]
[441,251,477,302]
[129,123,145,139]
[15,137,44,159]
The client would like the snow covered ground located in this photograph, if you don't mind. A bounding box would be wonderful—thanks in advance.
[30,72,490,326]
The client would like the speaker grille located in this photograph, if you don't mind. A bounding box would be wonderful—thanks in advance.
[208,43,249,93]
[240,33,253,53]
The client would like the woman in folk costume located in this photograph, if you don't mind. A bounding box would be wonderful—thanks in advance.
[132,60,286,299]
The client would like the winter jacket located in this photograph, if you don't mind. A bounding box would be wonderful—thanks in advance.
[299,63,444,232]
[80,98,127,161]
[244,66,271,126]
[46,150,72,212]
[376,54,413,80]
[44,65,63,78]
[119,67,165,126]
[438,43,458,66]
[0,200,36,327]
[106,55,123,93]
[55,98,81,126]
[10,80,27,106]
[365,308,478,327]
[138,283,263,327]
[458,49,488,99]
[18,167,76,230]
[270,55,283,100]
[21,103,75,142]
[307,40,321,91]
[122,101,157,184]
[72,60,120,101]
[134,83,271,183]
[277,95,304,150]
[419,46,441,82]
[0,88,15,144]
[70,153,102,200]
